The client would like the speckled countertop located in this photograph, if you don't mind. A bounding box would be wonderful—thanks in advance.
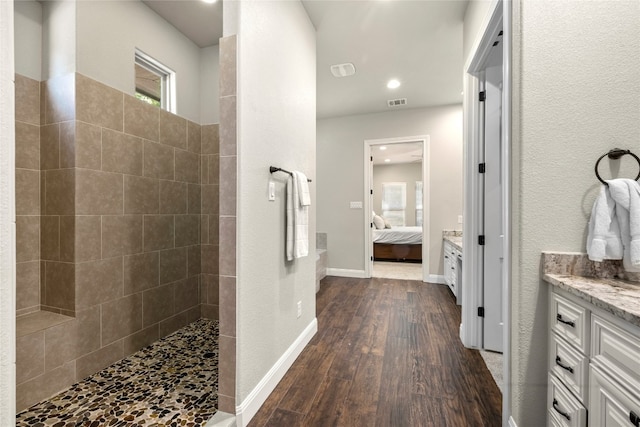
[443,230,463,252]
[542,252,640,328]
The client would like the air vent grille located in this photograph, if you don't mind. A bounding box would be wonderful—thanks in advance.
[330,63,356,78]
[387,98,407,107]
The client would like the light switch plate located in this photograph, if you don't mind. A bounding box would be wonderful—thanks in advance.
[350,201,363,209]
[268,181,275,201]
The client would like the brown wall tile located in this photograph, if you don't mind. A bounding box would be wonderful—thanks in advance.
[203,274,219,305]
[209,154,220,185]
[44,73,75,124]
[40,123,60,170]
[76,169,123,215]
[75,121,102,170]
[201,244,219,275]
[186,305,201,324]
[175,276,199,313]
[201,215,209,245]
[44,319,77,371]
[124,251,159,295]
[218,335,236,397]
[76,308,101,356]
[15,121,40,169]
[124,175,159,214]
[16,361,75,412]
[175,149,200,184]
[44,169,75,216]
[16,261,40,311]
[76,74,123,131]
[175,215,199,248]
[159,181,187,214]
[159,312,188,337]
[144,215,175,252]
[142,283,175,327]
[187,245,201,277]
[187,184,201,215]
[75,257,123,309]
[208,214,219,245]
[219,275,236,337]
[124,95,159,141]
[218,395,235,415]
[219,35,237,98]
[75,340,123,381]
[58,215,74,262]
[43,261,75,312]
[101,293,143,346]
[201,184,219,215]
[160,109,187,150]
[219,96,237,156]
[219,156,237,216]
[16,216,40,263]
[40,216,59,261]
[123,325,159,355]
[201,156,208,185]
[16,169,40,216]
[144,140,174,180]
[201,124,219,155]
[187,121,201,154]
[160,247,187,285]
[15,74,41,125]
[102,215,143,258]
[219,216,236,277]
[74,216,102,262]
[59,121,75,169]
[16,331,45,384]
[102,129,143,175]
[201,304,219,320]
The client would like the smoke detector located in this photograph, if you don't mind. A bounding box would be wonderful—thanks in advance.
[330,63,356,77]
[387,98,407,107]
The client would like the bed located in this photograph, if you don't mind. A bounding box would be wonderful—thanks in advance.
[373,226,423,262]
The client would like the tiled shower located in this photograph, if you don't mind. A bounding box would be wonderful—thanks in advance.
[14,70,222,412]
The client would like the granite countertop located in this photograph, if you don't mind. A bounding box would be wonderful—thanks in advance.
[443,236,463,252]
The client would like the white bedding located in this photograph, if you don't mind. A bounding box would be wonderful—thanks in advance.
[372,226,422,245]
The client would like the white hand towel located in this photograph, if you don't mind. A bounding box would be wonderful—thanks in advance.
[587,185,623,262]
[286,176,295,261]
[607,179,640,271]
[295,171,311,207]
[285,173,309,261]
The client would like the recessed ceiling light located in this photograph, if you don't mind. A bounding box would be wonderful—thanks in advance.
[202,0,217,3]
[379,146,387,151]
[384,159,391,163]
[387,79,401,89]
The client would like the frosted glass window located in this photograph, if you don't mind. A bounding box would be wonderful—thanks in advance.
[135,49,175,113]
[416,181,423,227]
[382,182,406,226]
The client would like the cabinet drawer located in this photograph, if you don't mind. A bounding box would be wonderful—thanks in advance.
[548,373,587,427]
[550,332,588,404]
[589,364,640,427]
[551,292,589,354]
[592,314,640,392]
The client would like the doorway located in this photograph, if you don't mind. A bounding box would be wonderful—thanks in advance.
[364,136,430,282]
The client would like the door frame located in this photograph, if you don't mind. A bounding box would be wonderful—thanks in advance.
[462,0,512,424]
[363,136,430,282]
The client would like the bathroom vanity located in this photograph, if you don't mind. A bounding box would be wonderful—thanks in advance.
[443,232,462,304]
[543,253,640,427]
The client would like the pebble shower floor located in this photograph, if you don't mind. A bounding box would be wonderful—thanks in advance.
[17,319,219,427]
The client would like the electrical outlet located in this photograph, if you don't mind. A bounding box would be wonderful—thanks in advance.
[297,301,302,318]
[350,201,363,209]
[458,215,463,224]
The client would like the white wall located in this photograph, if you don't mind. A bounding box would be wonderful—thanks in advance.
[317,105,463,276]
[510,1,640,425]
[463,0,493,65]
[14,0,41,81]
[41,0,75,79]
[76,0,218,124]
[200,45,220,124]
[373,163,423,227]
[235,0,316,407]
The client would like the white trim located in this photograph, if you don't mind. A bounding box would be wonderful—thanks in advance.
[427,274,445,285]
[326,268,366,279]
[508,416,518,427]
[235,318,318,427]
[0,1,16,423]
[363,136,430,282]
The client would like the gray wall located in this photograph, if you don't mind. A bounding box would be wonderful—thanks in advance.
[317,105,462,276]
[373,163,423,227]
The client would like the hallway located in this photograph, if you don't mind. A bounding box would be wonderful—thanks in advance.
[249,276,502,426]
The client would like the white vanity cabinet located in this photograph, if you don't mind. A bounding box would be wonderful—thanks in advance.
[443,240,462,303]
[548,287,640,427]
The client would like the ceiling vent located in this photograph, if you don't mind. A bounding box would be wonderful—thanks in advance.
[330,63,356,77]
[387,98,407,108]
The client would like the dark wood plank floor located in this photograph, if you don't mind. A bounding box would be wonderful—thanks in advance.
[248,276,502,427]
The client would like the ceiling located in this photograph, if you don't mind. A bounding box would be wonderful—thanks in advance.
[141,0,468,118]
[371,142,423,166]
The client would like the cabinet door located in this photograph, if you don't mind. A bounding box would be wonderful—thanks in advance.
[590,365,640,427]
[548,373,587,427]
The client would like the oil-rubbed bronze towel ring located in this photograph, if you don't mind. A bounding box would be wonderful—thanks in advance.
[594,148,640,186]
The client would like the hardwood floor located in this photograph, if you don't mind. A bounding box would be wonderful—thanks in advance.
[248,276,502,427]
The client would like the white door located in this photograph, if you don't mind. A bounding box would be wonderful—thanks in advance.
[482,59,504,352]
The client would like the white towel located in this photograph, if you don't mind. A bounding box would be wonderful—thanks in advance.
[606,179,640,271]
[286,172,310,261]
[295,171,311,207]
[587,185,623,262]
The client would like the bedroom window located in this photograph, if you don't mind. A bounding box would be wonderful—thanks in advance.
[382,182,406,226]
[416,181,423,227]
[134,49,175,113]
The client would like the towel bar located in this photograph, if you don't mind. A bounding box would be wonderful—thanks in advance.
[269,166,312,182]
[594,148,640,186]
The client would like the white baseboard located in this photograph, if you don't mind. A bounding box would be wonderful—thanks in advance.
[326,268,366,278]
[427,274,445,284]
[508,416,518,427]
[235,318,318,427]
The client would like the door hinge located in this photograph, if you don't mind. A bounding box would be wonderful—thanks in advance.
[478,307,485,317]
[370,189,373,195]
[479,91,486,102]
[371,256,374,261]
[370,222,373,228]
[478,163,486,173]
[478,235,485,246]
[370,156,373,161]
